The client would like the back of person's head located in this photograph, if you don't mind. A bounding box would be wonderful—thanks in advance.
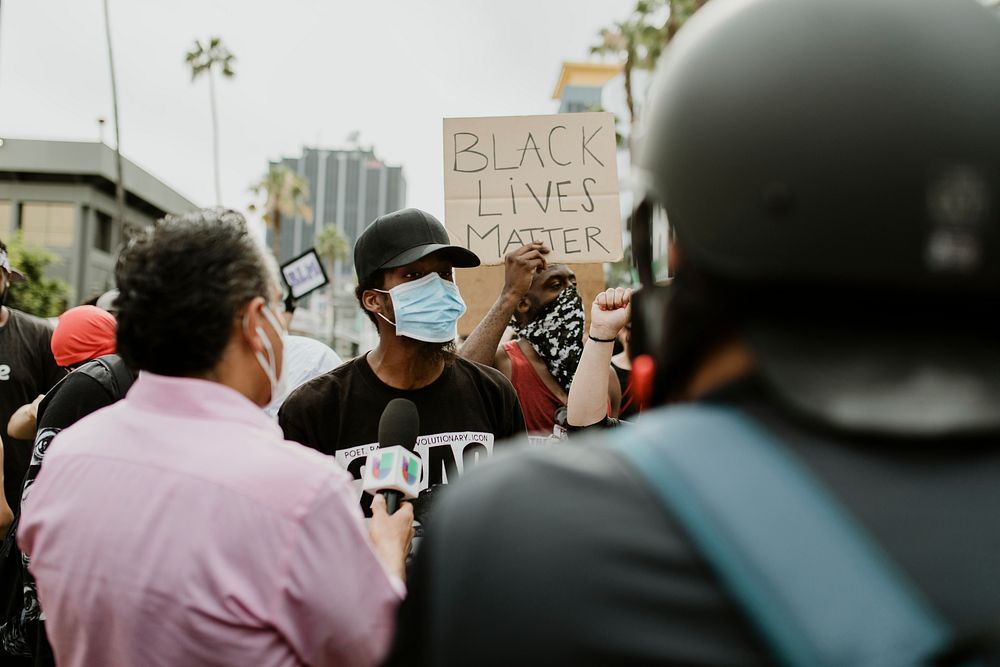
[115,208,272,377]
[52,305,117,368]
[636,0,1000,435]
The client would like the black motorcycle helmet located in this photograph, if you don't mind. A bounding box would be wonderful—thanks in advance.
[632,0,1000,436]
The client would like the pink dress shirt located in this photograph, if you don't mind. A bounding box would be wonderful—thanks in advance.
[19,372,403,667]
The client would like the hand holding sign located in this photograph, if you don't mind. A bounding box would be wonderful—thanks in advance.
[280,249,329,300]
[443,112,623,265]
[501,242,550,303]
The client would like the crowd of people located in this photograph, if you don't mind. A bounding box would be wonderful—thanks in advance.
[1,0,999,664]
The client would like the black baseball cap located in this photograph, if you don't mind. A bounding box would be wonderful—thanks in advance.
[354,208,480,283]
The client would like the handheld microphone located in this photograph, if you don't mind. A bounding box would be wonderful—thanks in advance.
[362,398,421,515]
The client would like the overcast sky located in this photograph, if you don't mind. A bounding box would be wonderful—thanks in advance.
[0,0,633,225]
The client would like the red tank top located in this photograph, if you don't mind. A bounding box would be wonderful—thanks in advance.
[503,340,563,435]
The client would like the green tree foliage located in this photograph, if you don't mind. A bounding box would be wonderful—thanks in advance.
[249,164,313,261]
[315,225,349,272]
[591,0,709,133]
[4,234,71,318]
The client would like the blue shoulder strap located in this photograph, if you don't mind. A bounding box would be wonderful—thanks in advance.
[609,404,951,667]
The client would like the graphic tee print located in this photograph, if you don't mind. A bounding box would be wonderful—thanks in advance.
[336,431,495,499]
[279,355,526,523]
[0,309,64,514]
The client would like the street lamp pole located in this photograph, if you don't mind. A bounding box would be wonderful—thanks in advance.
[102,0,127,238]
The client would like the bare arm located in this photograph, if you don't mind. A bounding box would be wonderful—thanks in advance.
[567,288,631,427]
[460,243,549,366]
[7,395,44,441]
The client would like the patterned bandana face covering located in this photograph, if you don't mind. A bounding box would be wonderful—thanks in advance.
[512,285,585,393]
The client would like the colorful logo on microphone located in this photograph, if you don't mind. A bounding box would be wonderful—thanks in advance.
[401,455,420,485]
[371,451,394,480]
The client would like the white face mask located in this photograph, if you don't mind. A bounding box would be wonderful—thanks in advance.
[246,305,288,405]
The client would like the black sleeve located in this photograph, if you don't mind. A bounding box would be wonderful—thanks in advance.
[500,377,528,438]
[485,366,526,444]
[277,395,313,447]
[506,390,526,441]
[277,383,334,453]
[36,374,115,433]
[24,374,117,512]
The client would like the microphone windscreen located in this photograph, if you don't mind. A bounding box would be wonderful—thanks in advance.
[377,398,420,451]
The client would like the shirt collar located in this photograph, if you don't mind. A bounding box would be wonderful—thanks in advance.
[127,371,281,437]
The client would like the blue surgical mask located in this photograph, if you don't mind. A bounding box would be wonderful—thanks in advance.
[375,272,467,343]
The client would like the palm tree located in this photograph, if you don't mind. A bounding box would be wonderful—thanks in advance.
[102,0,126,235]
[664,0,707,43]
[185,37,235,205]
[591,0,708,137]
[315,225,349,273]
[250,165,313,261]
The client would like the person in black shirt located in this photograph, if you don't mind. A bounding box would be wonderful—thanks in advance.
[386,0,1000,665]
[279,208,526,521]
[1,305,131,666]
[0,244,64,667]
[0,243,64,517]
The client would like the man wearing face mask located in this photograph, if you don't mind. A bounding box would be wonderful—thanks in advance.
[0,241,64,520]
[459,254,621,441]
[279,208,526,523]
[18,209,413,667]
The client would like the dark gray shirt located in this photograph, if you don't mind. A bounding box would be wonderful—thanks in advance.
[387,379,1000,666]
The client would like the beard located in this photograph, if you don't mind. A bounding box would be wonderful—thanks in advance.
[415,339,457,366]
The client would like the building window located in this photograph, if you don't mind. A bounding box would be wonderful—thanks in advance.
[21,202,75,248]
[0,201,10,238]
[95,211,113,252]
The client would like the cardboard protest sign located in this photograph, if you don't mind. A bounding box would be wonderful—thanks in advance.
[456,263,607,338]
[443,112,623,265]
[281,248,329,299]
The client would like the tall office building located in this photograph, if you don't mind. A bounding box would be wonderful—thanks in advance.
[268,147,406,272]
[266,146,405,355]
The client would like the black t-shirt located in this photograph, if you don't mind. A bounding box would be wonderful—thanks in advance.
[26,356,135,501]
[36,365,123,430]
[387,378,1000,666]
[0,309,64,514]
[278,354,526,521]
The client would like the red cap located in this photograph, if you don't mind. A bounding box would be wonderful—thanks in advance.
[51,306,117,367]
